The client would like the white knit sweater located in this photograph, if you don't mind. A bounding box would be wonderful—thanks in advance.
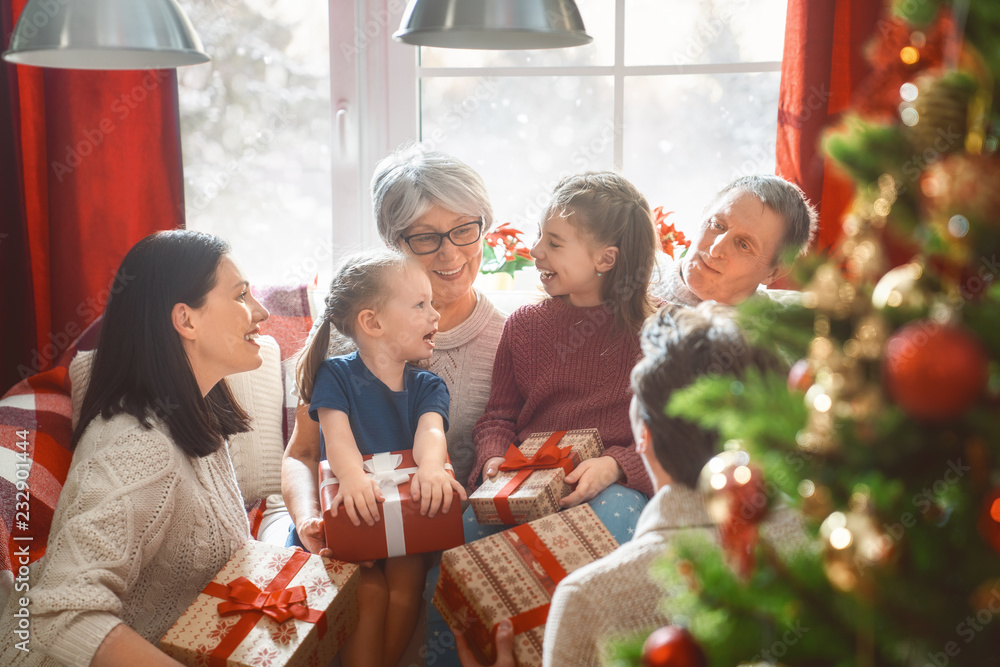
[544,485,808,666]
[69,336,287,508]
[0,413,250,667]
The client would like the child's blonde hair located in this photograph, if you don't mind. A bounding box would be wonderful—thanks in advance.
[296,248,416,402]
[544,171,658,334]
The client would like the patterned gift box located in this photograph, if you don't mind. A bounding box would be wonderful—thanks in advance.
[160,541,359,667]
[320,450,465,562]
[433,503,619,667]
[470,429,604,525]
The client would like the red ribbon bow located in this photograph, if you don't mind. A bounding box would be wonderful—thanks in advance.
[200,549,327,667]
[494,431,574,524]
[498,437,571,473]
[216,576,313,624]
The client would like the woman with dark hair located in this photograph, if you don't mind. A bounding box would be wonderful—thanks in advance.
[0,230,269,667]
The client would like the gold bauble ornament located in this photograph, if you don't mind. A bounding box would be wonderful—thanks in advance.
[802,264,845,312]
[901,71,973,156]
[797,479,834,521]
[820,511,895,593]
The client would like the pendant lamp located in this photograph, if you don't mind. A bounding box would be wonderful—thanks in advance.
[394,0,592,50]
[3,0,209,70]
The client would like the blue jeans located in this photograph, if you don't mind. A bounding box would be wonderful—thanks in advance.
[285,524,304,549]
[462,483,648,544]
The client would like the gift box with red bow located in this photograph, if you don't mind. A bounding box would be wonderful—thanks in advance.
[160,540,359,667]
[469,429,604,525]
[433,503,619,667]
[320,450,465,562]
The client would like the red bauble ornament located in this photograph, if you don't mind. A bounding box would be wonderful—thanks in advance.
[788,359,814,392]
[698,450,769,578]
[882,322,988,421]
[978,487,1000,556]
[641,626,707,667]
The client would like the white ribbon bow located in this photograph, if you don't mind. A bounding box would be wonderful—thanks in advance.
[364,453,414,489]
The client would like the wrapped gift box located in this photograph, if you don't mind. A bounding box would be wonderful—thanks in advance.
[320,450,465,562]
[160,540,359,667]
[433,503,619,667]
[470,429,604,525]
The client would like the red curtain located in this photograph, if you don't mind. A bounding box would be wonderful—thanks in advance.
[775,0,884,256]
[1,0,185,394]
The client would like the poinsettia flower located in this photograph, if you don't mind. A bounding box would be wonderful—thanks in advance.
[485,222,527,248]
[653,207,690,259]
[481,221,535,276]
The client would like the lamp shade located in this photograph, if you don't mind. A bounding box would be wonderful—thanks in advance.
[394,0,592,50]
[3,0,209,70]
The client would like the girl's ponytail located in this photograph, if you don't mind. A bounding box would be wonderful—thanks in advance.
[295,318,332,404]
[601,196,657,334]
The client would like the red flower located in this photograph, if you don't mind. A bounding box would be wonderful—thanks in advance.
[485,222,528,248]
[482,221,535,275]
[653,207,690,259]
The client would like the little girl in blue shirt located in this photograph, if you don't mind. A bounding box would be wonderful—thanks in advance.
[287,248,466,667]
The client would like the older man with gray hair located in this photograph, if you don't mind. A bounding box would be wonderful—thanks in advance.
[654,174,818,306]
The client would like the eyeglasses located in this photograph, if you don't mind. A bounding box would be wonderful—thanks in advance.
[402,220,484,255]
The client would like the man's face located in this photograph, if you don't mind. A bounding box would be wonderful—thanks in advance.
[680,190,786,305]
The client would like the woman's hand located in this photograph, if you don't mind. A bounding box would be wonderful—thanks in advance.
[294,516,333,557]
[455,619,515,667]
[332,469,385,526]
[560,456,624,508]
[481,457,506,483]
[411,466,468,517]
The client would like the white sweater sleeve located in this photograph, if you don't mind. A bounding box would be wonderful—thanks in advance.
[543,576,602,667]
[29,423,184,667]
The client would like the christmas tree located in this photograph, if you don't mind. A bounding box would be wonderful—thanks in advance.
[611,1,1000,665]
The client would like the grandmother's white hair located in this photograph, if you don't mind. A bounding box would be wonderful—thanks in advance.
[370,145,495,247]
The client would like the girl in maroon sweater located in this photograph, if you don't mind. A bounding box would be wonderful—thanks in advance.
[466,172,659,543]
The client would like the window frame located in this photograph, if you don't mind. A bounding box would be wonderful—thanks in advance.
[340,0,784,244]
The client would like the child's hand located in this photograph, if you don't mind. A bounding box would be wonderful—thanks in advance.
[333,469,385,527]
[410,467,467,517]
[560,456,624,508]
[481,457,506,482]
[295,516,330,556]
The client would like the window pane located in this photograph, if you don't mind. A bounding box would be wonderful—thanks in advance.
[623,72,781,235]
[625,0,787,66]
[179,0,333,288]
[420,76,615,230]
[420,0,614,68]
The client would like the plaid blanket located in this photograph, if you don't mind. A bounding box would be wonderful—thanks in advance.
[0,284,313,608]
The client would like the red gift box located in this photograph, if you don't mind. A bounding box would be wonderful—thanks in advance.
[319,450,465,562]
